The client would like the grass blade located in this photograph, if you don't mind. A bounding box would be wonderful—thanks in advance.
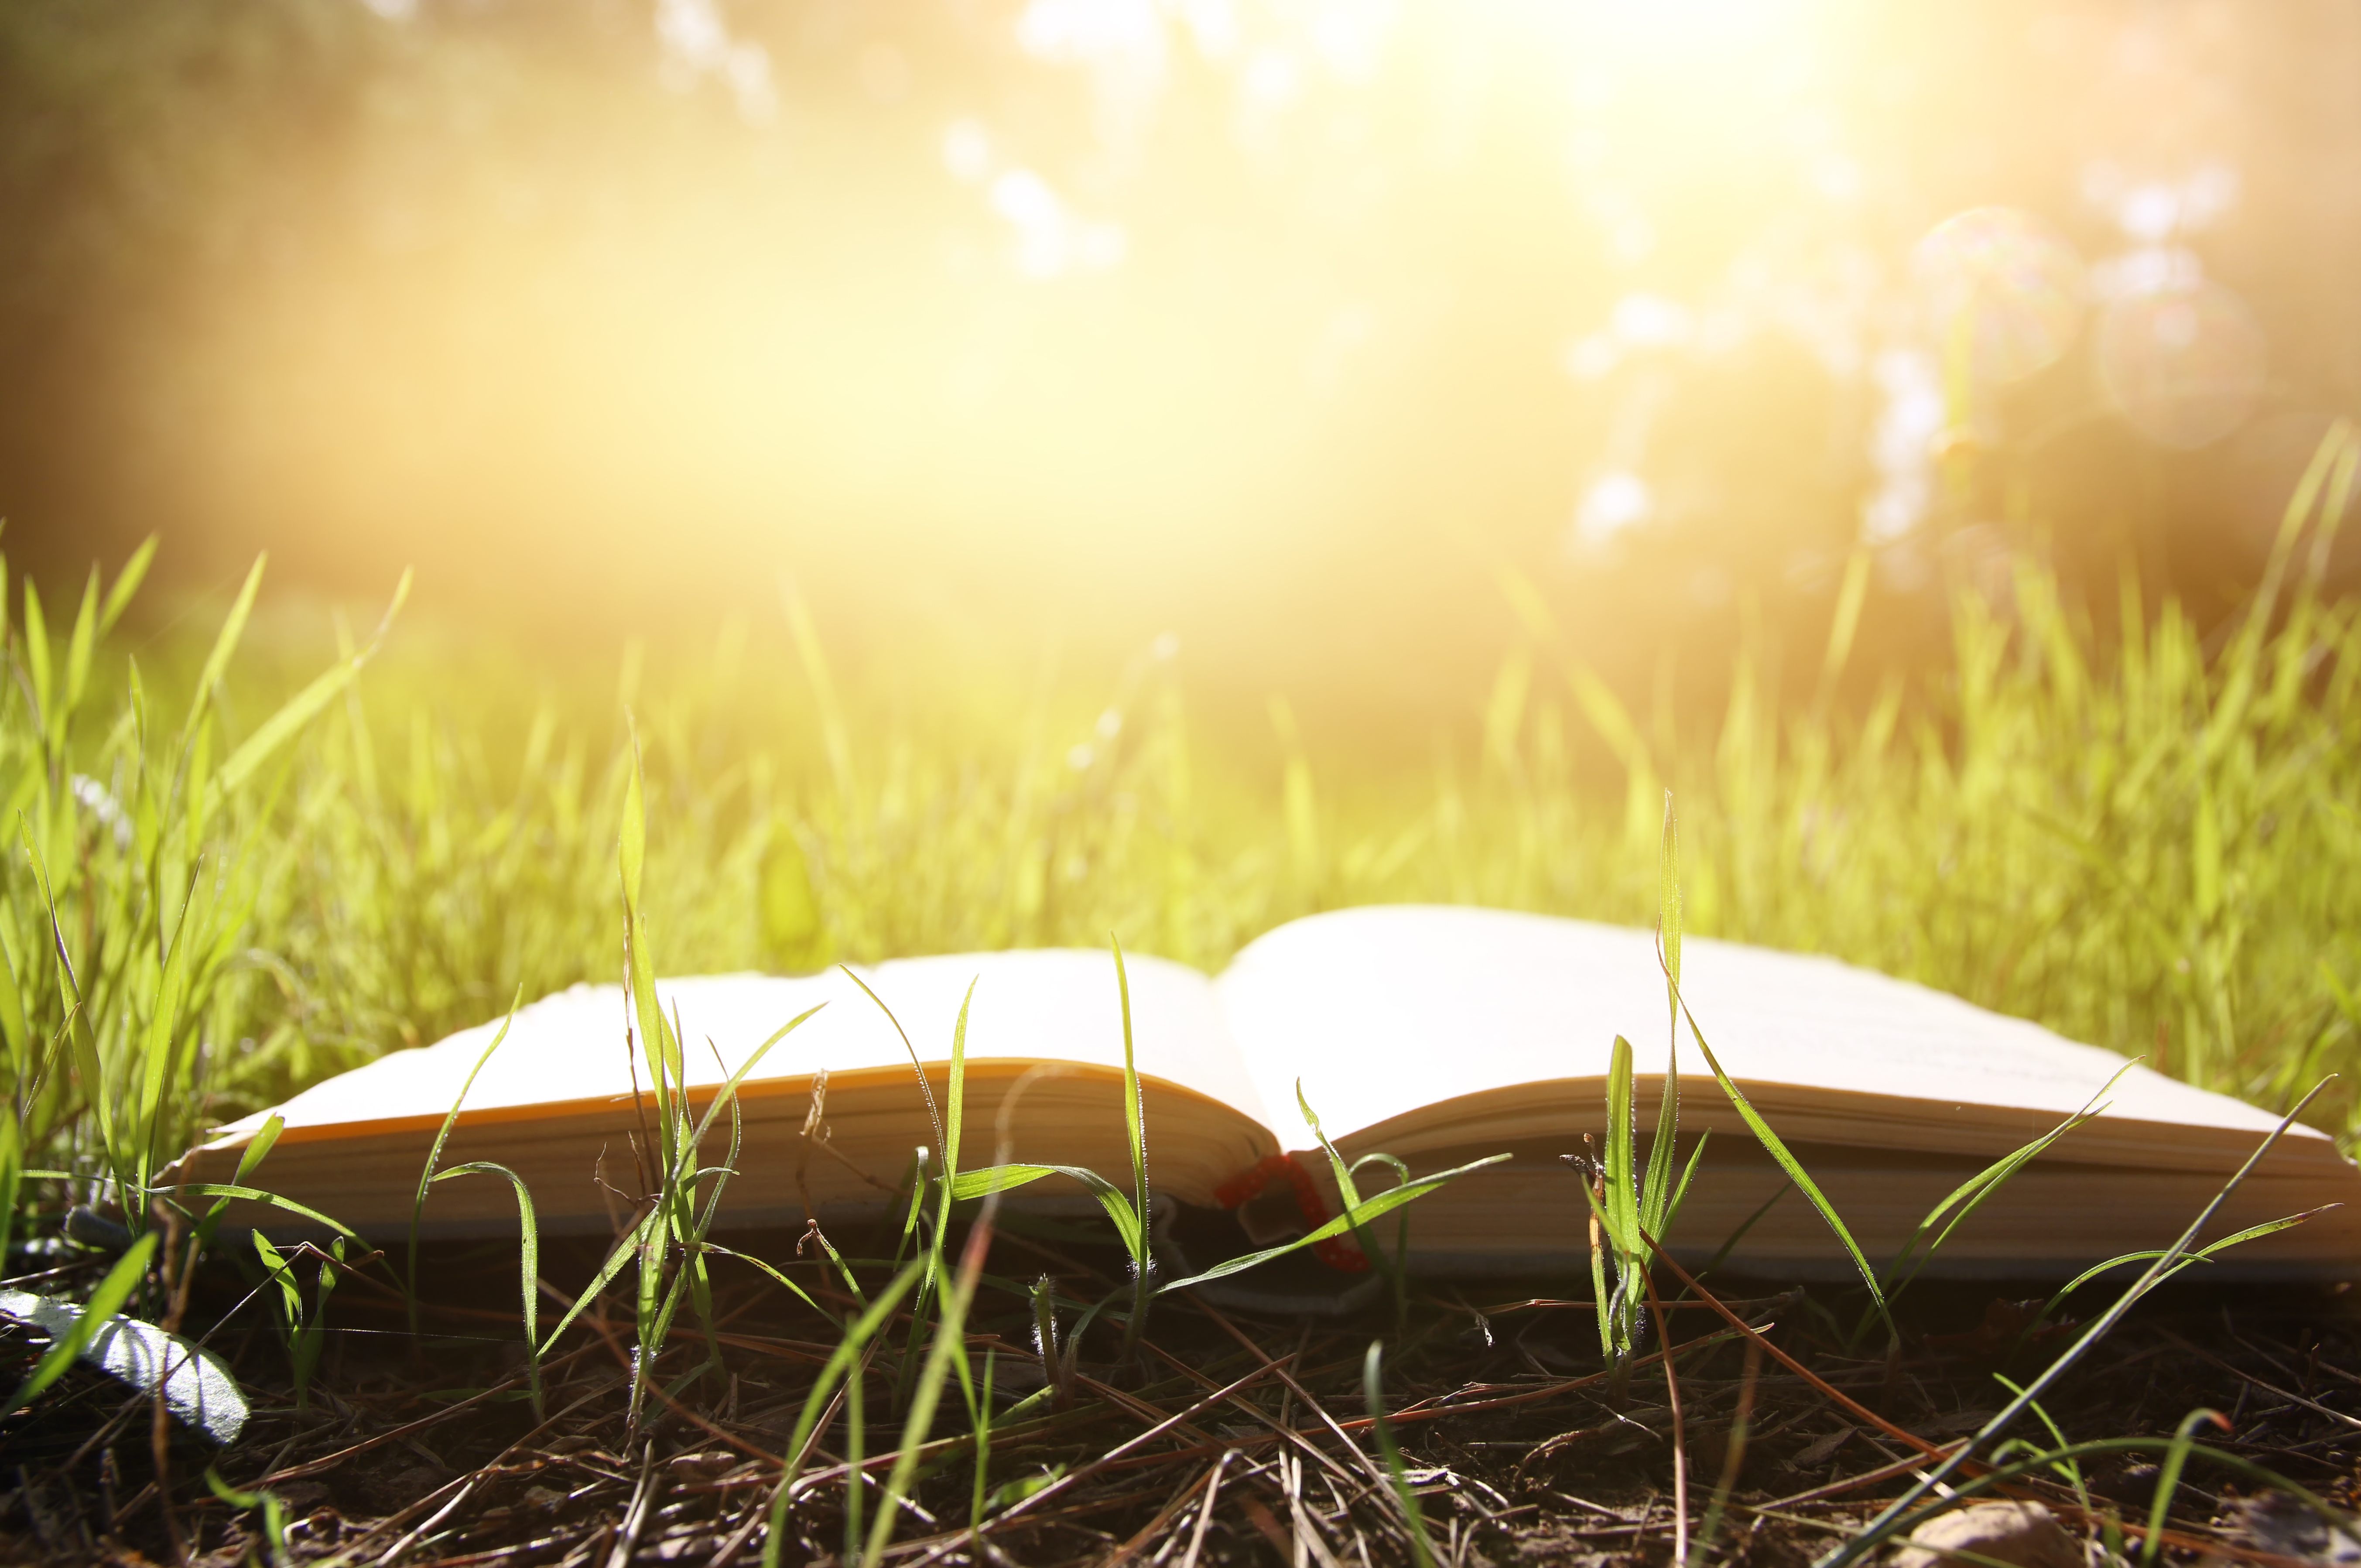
[96,536,155,637]
[209,568,410,803]
[1111,935,1153,1357]
[538,1207,661,1356]
[1157,1152,1511,1293]
[179,554,267,747]
[1363,1339,1437,1568]
[2144,1409,2228,1568]
[432,1160,543,1415]
[410,986,523,1336]
[156,1184,363,1244]
[1815,1075,2337,1568]
[949,1162,1142,1256]
[703,1243,838,1326]
[760,1256,929,1568]
[1671,984,1893,1342]
[864,1187,996,1563]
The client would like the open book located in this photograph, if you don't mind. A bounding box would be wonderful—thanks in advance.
[175,905,2361,1279]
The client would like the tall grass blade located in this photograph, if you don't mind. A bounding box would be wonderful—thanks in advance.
[864,1186,996,1563]
[209,569,410,804]
[1670,983,1893,1342]
[841,966,945,1170]
[538,1208,662,1356]
[1643,793,1683,1243]
[96,537,155,637]
[158,1185,363,1243]
[760,1255,929,1568]
[1817,1076,2337,1568]
[2143,1409,2227,1568]
[703,1243,837,1325]
[2028,1204,2332,1334]
[409,987,523,1336]
[1363,1339,1437,1568]
[432,1160,543,1416]
[1853,1064,2135,1343]
[1157,1152,1510,1293]
[0,1108,17,1277]
[1111,935,1153,1357]
[179,555,267,747]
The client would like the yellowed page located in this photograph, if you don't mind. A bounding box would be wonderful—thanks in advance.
[1214,904,2343,1171]
[210,948,1272,1147]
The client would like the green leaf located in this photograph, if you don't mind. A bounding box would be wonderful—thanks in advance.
[943,982,974,1193]
[1662,1127,1709,1240]
[619,717,647,909]
[1296,1079,1364,1214]
[1659,791,1683,994]
[1819,546,1873,695]
[771,1255,929,1520]
[840,966,944,1171]
[2145,1410,2226,1568]
[1871,1063,2134,1328]
[1816,1079,2337,1568]
[1643,794,1684,1239]
[2039,1204,2334,1314]
[618,719,679,1117]
[132,863,203,1196]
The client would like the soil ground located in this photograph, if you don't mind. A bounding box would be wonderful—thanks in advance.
[6,1230,2359,1568]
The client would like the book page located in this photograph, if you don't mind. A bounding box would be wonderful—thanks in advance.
[1214,904,2329,1159]
[220,948,1270,1142]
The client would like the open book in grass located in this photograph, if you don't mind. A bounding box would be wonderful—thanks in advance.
[173,905,2361,1280]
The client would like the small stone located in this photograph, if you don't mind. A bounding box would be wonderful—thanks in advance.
[1888,1501,2081,1568]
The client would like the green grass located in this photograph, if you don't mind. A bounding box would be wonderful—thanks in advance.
[12,436,2361,1561]
[7,426,2361,1220]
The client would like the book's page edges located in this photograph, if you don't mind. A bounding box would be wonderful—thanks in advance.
[1311,1076,2354,1176]
[200,948,1273,1144]
[184,1061,1263,1154]
[1218,905,2334,1156]
[174,1066,1277,1233]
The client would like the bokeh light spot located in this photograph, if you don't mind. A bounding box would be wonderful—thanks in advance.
[2096,280,2268,450]
[1913,207,2087,385]
[1574,470,1654,549]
